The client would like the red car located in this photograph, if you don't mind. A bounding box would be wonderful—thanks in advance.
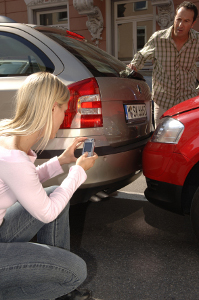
[143,96,199,239]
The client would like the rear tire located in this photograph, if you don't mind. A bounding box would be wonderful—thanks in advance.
[190,186,199,240]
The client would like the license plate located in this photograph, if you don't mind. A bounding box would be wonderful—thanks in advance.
[124,104,147,121]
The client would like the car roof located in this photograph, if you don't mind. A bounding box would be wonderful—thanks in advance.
[0,16,16,23]
[0,18,86,41]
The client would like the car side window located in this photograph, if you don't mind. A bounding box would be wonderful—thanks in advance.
[0,32,54,76]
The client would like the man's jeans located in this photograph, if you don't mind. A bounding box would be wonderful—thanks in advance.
[0,186,87,300]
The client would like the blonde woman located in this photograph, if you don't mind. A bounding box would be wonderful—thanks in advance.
[0,72,98,300]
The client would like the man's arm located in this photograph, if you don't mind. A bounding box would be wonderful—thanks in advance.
[128,33,156,71]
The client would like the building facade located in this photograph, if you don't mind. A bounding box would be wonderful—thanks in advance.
[1,0,199,66]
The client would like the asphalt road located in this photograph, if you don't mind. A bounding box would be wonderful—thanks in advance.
[69,175,199,300]
[117,173,147,200]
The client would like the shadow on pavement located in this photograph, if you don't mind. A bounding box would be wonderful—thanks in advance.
[69,196,199,300]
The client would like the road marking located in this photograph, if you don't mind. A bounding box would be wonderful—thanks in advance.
[113,191,147,201]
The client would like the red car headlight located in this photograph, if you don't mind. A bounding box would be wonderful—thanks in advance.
[151,117,184,144]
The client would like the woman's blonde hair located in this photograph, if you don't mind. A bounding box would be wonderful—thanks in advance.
[0,72,70,151]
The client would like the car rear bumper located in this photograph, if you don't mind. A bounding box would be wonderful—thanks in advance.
[70,170,143,204]
[145,178,183,214]
[34,137,152,204]
[35,136,152,203]
[36,137,150,187]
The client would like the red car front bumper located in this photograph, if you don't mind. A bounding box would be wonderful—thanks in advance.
[142,141,195,213]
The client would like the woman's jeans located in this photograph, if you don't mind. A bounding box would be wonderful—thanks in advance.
[0,186,87,300]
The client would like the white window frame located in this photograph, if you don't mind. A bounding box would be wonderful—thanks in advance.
[114,0,155,63]
[27,0,69,29]
[36,7,68,27]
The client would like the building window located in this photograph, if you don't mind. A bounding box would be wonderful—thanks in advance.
[58,11,68,22]
[137,26,146,50]
[134,1,147,11]
[38,7,68,27]
[27,0,69,28]
[114,1,154,62]
[40,13,52,26]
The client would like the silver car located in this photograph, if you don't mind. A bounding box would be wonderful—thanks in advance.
[0,19,152,203]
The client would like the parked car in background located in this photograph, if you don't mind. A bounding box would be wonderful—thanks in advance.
[0,18,152,204]
[143,96,199,240]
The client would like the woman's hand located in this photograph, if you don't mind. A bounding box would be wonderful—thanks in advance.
[58,137,88,166]
[76,152,98,171]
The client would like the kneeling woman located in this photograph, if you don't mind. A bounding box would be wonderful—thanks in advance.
[0,72,98,300]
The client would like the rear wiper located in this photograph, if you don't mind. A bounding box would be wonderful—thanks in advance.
[119,67,133,78]
[127,70,135,78]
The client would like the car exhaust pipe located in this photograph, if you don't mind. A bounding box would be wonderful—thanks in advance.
[90,195,101,202]
[89,191,109,202]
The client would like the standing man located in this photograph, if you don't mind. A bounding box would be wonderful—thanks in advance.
[128,1,199,127]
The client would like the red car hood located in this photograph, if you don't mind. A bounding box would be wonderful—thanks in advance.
[162,95,199,118]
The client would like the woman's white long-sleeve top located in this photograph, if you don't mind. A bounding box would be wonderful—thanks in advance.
[0,147,87,225]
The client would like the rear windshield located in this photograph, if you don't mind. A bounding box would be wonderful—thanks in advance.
[38,30,126,77]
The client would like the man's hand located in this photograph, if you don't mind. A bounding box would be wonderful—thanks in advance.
[127,63,137,72]
[58,137,88,166]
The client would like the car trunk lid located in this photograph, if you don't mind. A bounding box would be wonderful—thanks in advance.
[96,76,151,147]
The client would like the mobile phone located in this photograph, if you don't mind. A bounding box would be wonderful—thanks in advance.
[82,138,95,157]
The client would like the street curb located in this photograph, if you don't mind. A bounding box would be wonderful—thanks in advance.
[113,191,147,201]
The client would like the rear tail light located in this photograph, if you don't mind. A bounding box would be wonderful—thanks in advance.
[60,78,103,129]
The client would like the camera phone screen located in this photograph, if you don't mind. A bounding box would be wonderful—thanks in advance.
[84,143,92,152]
